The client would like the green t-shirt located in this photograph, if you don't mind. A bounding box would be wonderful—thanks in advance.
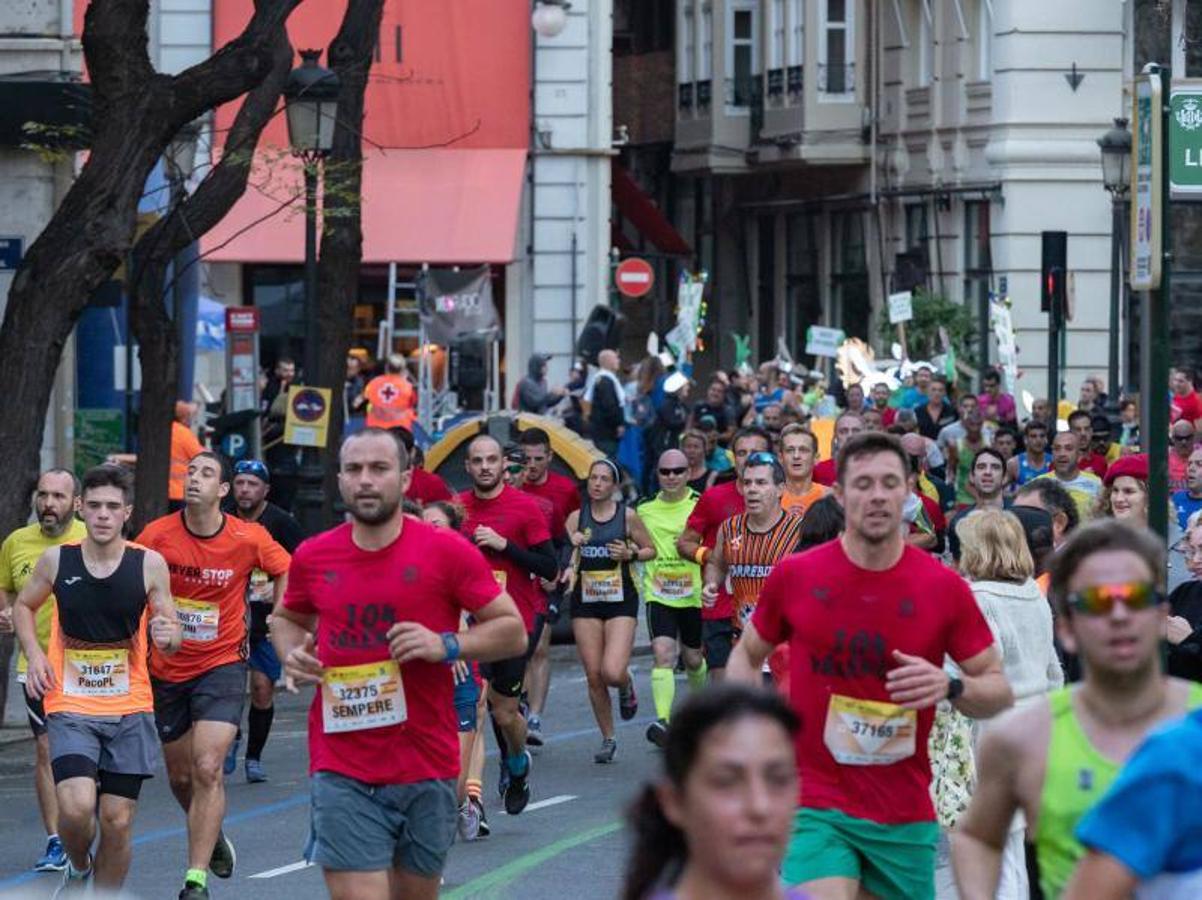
[0,519,87,674]
[638,491,702,609]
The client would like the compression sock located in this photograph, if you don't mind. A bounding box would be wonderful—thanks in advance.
[686,659,708,691]
[246,705,274,761]
[650,667,676,722]
[489,711,509,759]
[185,868,207,889]
[506,752,529,777]
[466,779,482,802]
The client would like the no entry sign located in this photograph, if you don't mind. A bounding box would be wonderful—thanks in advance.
[615,257,654,298]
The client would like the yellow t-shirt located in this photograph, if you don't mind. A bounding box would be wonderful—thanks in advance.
[0,519,87,675]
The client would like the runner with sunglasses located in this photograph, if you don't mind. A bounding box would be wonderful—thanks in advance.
[224,459,305,783]
[953,519,1202,900]
[563,458,656,763]
[638,449,706,748]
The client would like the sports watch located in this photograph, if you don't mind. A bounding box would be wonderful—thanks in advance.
[441,632,461,663]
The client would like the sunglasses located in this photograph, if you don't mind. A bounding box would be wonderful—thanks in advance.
[1173,434,1196,442]
[1066,582,1165,616]
[505,464,525,475]
[233,460,269,481]
[746,452,778,466]
[658,467,687,476]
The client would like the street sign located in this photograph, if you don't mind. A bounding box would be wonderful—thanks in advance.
[0,237,23,271]
[887,291,913,325]
[805,326,845,358]
[225,307,260,332]
[615,257,654,298]
[1170,80,1202,198]
[284,386,332,448]
[1131,70,1164,290]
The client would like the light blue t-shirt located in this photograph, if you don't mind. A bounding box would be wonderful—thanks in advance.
[1172,490,1202,531]
[1076,708,1202,897]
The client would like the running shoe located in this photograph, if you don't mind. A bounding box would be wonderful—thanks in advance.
[526,714,544,748]
[457,800,481,842]
[645,719,669,749]
[594,737,618,764]
[34,834,68,872]
[618,675,639,721]
[209,830,236,879]
[245,759,267,783]
[472,796,491,838]
[178,883,209,900]
[503,751,532,815]
[222,735,240,776]
[51,855,91,898]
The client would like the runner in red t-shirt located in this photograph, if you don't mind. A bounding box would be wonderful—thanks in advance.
[676,427,772,678]
[1171,367,1202,427]
[272,429,525,900]
[458,434,558,815]
[517,427,580,746]
[727,432,1012,899]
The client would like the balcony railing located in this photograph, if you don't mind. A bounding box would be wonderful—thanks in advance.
[696,78,712,108]
[767,68,785,98]
[678,81,694,112]
[787,65,803,95]
[817,62,856,94]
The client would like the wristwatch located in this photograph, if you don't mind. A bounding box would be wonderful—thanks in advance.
[440,632,461,663]
[946,675,965,702]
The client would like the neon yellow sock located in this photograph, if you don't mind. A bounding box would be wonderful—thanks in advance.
[686,658,708,691]
[185,868,207,889]
[650,666,676,721]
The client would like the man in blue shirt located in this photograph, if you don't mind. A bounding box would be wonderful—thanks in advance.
[1171,447,1202,531]
[1068,708,1202,898]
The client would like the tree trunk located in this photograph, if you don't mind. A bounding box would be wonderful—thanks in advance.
[0,0,299,537]
[315,0,386,519]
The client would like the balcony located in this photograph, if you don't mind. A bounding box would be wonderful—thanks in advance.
[817,62,856,96]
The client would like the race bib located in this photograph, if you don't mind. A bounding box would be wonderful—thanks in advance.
[581,569,623,603]
[176,598,219,643]
[63,649,129,697]
[492,570,507,589]
[321,661,407,734]
[823,694,916,766]
[247,568,273,605]
[652,569,695,602]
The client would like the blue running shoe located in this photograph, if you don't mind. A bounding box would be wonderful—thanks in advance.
[34,835,67,872]
[222,736,240,776]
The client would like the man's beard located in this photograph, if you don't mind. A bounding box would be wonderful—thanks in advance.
[348,494,401,525]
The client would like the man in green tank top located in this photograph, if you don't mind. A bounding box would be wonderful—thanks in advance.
[952,520,1201,900]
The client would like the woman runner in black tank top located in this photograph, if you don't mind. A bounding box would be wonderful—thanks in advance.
[563,459,657,763]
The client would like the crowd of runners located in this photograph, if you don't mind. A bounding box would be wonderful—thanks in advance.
[2,358,1202,898]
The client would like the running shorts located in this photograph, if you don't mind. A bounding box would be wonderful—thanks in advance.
[47,712,159,798]
[783,807,939,900]
[702,619,735,669]
[646,602,703,649]
[305,771,457,876]
[249,635,282,683]
[152,661,248,744]
[454,674,480,733]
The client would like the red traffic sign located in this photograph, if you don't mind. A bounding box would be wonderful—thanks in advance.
[225,307,260,333]
[615,257,654,298]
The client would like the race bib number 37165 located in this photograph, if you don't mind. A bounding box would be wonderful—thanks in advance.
[823,694,916,766]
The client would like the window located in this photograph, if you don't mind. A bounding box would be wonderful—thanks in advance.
[788,0,805,65]
[679,2,696,84]
[977,0,992,80]
[964,200,993,363]
[727,2,759,109]
[916,0,933,87]
[787,214,821,355]
[832,211,869,339]
[904,203,928,251]
[700,2,713,81]
[819,0,855,97]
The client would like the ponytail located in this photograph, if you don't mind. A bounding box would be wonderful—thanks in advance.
[620,784,686,900]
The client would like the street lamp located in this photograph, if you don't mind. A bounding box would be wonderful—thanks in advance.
[164,120,200,399]
[532,1,572,38]
[1096,117,1132,419]
[284,49,340,535]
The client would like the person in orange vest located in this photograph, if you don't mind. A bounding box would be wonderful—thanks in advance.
[363,354,417,431]
[169,402,205,511]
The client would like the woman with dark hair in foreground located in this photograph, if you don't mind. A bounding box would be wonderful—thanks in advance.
[621,684,810,900]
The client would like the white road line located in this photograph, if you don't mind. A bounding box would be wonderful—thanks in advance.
[505,793,577,815]
[249,860,314,879]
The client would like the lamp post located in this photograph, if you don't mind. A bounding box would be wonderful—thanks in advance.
[1096,117,1131,419]
[164,120,200,399]
[532,0,572,38]
[284,49,340,534]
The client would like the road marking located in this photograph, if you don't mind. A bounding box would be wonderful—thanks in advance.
[442,820,621,899]
[250,859,314,879]
[503,793,576,814]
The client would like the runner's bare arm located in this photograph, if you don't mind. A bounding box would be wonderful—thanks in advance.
[272,571,289,609]
[272,606,323,692]
[675,525,703,562]
[950,720,1025,900]
[1005,456,1018,485]
[143,550,182,654]
[13,548,60,698]
[386,591,525,665]
[886,645,1012,715]
[1063,852,1140,900]
[725,621,773,685]
[701,529,726,608]
[0,588,13,633]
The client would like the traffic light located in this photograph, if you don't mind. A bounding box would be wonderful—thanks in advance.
[1041,231,1067,314]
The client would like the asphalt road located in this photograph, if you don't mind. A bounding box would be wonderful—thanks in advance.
[0,654,661,900]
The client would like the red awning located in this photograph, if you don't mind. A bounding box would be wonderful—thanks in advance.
[611,162,691,257]
[201,148,526,265]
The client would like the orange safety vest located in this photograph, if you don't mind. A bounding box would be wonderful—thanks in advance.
[169,421,205,501]
[364,374,416,430]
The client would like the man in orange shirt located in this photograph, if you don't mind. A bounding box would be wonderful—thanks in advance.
[169,402,206,511]
[14,465,180,892]
[137,452,290,900]
[778,424,827,516]
[364,354,417,431]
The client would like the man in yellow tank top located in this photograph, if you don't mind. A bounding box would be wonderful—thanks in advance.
[952,520,1200,899]
[13,465,180,894]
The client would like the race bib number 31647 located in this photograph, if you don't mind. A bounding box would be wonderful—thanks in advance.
[321,660,407,734]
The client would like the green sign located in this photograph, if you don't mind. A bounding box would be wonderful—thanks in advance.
[1170,83,1202,199]
[74,409,124,477]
